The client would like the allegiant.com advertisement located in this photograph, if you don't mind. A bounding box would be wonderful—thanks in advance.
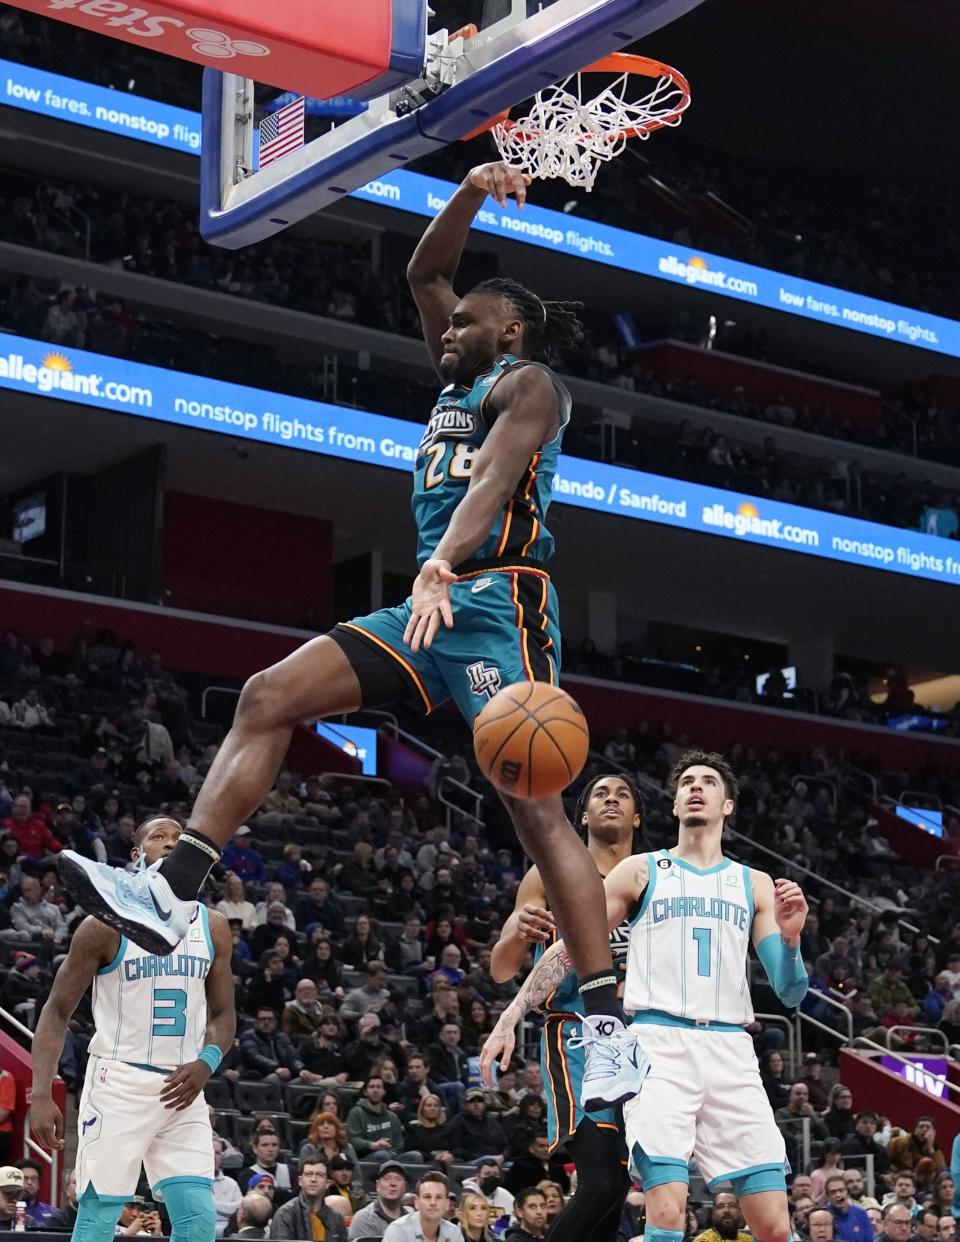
[2,333,959,589]
[0,56,955,361]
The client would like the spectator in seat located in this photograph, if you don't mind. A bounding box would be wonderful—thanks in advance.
[344,1013,396,1081]
[929,1173,955,1220]
[10,877,66,945]
[429,945,465,990]
[387,914,428,977]
[212,1136,243,1238]
[238,1131,297,1205]
[341,962,391,1020]
[823,1172,875,1242]
[250,904,295,961]
[800,1052,832,1112]
[277,844,312,892]
[692,1191,751,1242]
[876,1204,913,1242]
[842,1169,880,1212]
[226,1191,273,1239]
[260,771,302,818]
[914,1209,941,1242]
[427,1021,469,1088]
[810,1140,846,1204]
[381,1172,458,1242]
[345,1075,421,1165]
[882,1002,926,1051]
[922,975,954,1025]
[45,1167,79,1234]
[216,873,258,933]
[269,1157,347,1242]
[298,877,345,937]
[446,1089,505,1163]
[937,1000,960,1047]
[869,961,918,1016]
[299,1112,359,1176]
[326,1153,369,1218]
[505,1186,547,1242]
[937,1219,955,1242]
[302,931,345,999]
[882,1174,919,1218]
[254,882,296,931]
[243,951,290,1014]
[888,1119,946,1178]
[104,813,137,867]
[398,1053,442,1121]
[460,1162,515,1226]
[282,978,325,1042]
[461,999,493,1056]
[338,842,376,897]
[341,914,384,969]
[809,1208,837,1242]
[3,795,61,864]
[239,1006,303,1083]
[761,1050,793,1110]
[775,1083,828,1171]
[347,1162,408,1240]
[458,1189,497,1242]
[842,1111,891,1180]
[298,1013,347,1083]
[404,1094,454,1167]
[221,826,267,885]
[414,981,461,1048]
[503,1131,560,1198]
[823,1085,856,1139]
[15,1158,55,1227]
[504,1097,546,1158]
[464,947,516,1007]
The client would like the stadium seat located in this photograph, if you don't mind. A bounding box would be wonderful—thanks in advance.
[204,1077,236,1110]
[235,1080,286,1114]
[284,1082,328,1119]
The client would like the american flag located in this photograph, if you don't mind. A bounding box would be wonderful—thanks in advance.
[258,95,305,168]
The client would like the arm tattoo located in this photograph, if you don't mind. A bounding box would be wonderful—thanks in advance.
[505,942,573,1024]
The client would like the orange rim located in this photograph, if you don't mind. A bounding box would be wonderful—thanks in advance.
[471,52,690,143]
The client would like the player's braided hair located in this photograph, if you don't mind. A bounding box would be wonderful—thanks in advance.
[472,277,584,362]
[573,771,648,856]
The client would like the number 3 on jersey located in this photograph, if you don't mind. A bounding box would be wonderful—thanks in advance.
[152,988,187,1036]
[424,442,477,489]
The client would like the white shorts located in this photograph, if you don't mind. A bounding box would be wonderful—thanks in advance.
[77,1057,214,1198]
[622,1021,787,1192]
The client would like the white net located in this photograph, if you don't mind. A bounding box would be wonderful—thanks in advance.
[492,65,689,191]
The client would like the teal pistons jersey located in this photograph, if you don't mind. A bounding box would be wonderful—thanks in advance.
[412,355,572,567]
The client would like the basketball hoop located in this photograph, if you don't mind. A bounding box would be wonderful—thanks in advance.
[491,53,691,192]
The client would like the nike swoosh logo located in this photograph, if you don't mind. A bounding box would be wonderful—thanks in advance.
[471,578,494,594]
[149,888,172,922]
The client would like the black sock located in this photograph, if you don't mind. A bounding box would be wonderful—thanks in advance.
[158,830,222,900]
[578,972,625,1022]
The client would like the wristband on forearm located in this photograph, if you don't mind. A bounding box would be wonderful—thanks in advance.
[757,933,808,1006]
[198,1045,223,1072]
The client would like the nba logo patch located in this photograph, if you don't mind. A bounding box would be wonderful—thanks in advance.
[98,1064,108,1083]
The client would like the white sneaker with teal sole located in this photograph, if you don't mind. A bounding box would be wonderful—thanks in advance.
[58,851,195,955]
[571,1015,651,1111]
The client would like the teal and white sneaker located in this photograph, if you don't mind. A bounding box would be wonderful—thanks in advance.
[58,851,195,955]
[571,1015,651,1111]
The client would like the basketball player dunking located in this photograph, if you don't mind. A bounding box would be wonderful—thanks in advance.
[32,818,234,1242]
[492,773,646,1242]
[481,749,810,1242]
[57,160,644,1109]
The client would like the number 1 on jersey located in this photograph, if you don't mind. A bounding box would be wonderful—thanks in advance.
[692,926,712,977]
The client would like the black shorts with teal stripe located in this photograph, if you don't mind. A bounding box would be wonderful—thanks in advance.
[542,1014,626,1157]
[332,563,561,724]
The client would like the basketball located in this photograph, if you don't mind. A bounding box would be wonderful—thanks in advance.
[473,681,590,799]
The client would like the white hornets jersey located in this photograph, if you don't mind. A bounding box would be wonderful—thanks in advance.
[88,905,214,1069]
[624,850,755,1025]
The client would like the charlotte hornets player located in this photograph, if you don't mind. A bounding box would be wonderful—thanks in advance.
[481,749,809,1242]
[32,817,235,1242]
[491,773,645,1242]
[59,161,643,1111]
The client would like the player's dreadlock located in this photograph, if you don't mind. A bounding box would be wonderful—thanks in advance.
[573,771,648,856]
[472,277,584,363]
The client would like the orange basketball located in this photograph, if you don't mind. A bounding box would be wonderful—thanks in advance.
[473,681,590,799]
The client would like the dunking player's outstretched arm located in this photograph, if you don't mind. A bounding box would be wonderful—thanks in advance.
[159,910,236,1111]
[407,162,530,375]
[31,916,119,1149]
[480,853,648,1081]
[751,872,809,1008]
[404,350,560,652]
